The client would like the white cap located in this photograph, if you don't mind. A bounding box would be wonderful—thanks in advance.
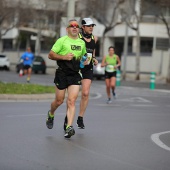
[82,18,96,26]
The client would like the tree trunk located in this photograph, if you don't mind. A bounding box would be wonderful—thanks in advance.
[167,45,170,83]
[0,27,3,53]
[135,28,140,80]
[100,33,105,57]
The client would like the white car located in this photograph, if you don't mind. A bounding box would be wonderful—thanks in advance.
[0,54,10,70]
[93,57,105,80]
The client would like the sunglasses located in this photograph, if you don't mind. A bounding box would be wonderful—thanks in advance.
[85,24,95,27]
[67,24,80,28]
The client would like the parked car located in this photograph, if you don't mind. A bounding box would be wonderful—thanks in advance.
[16,56,46,74]
[0,54,10,70]
[32,56,46,74]
[93,57,105,80]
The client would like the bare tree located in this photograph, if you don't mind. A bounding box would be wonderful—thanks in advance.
[80,0,125,57]
[0,0,20,52]
[121,0,141,80]
[153,0,170,83]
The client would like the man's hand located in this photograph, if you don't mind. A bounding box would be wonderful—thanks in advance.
[64,53,74,61]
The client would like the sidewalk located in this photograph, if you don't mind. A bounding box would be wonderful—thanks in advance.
[1,81,169,101]
[0,93,55,101]
[121,80,170,90]
[0,69,170,101]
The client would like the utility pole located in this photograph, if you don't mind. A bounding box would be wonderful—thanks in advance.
[60,0,79,36]
[122,22,129,80]
[67,0,76,18]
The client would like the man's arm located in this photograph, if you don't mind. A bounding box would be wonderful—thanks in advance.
[48,50,74,61]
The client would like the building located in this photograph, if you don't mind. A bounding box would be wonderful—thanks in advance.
[1,0,170,80]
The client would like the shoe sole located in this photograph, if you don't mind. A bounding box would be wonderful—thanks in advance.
[46,123,53,129]
[77,123,85,129]
[64,129,75,138]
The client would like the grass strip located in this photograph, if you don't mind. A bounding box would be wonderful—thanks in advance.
[0,82,55,94]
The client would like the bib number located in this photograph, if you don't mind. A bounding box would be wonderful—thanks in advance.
[86,53,92,65]
[106,65,115,72]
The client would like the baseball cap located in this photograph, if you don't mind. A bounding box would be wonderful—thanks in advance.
[82,18,96,26]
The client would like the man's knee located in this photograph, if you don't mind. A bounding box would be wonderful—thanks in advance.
[82,90,89,98]
[54,98,64,106]
[67,98,76,107]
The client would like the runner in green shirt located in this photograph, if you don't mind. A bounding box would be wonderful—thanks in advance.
[101,46,121,104]
[46,19,87,138]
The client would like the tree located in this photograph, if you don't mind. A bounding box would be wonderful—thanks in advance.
[0,0,19,52]
[120,0,141,80]
[153,0,170,83]
[80,0,125,57]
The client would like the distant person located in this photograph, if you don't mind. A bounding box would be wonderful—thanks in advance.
[46,19,87,138]
[63,17,98,130]
[21,47,34,82]
[101,46,121,104]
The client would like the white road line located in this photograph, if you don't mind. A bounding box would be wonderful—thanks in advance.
[151,131,170,151]
[89,92,102,99]
[130,104,157,107]
[94,104,121,107]
[117,97,151,103]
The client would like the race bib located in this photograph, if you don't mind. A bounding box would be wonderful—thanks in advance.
[106,65,115,72]
[86,53,92,65]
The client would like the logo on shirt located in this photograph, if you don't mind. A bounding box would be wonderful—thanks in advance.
[71,45,81,51]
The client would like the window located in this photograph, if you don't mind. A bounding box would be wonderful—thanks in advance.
[140,37,153,53]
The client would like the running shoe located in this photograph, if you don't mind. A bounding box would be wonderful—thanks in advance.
[63,116,67,131]
[106,98,112,104]
[77,116,85,129]
[46,111,54,129]
[27,77,30,83]
[64,126,75,138]
[112,91,116,99]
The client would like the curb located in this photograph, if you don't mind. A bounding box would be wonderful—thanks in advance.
[0,93,55,101]
[0,91,102,101]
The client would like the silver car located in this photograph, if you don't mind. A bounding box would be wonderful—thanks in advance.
[0,54,10,70]
[93,57,105,80]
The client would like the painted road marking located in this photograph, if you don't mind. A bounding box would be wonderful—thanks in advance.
[130,104,157,107]
[117,97,151,103]
[151,131,170,151]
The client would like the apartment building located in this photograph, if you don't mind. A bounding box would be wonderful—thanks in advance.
[1,0,170,80]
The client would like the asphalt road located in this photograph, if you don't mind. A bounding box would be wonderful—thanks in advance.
[0,70,170,170]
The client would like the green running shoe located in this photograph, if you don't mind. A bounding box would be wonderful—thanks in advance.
[46,111,54,129]
[64,126,75,138]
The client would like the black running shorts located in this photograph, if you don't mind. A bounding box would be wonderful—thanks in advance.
[54,69,82,90]
[105,71,117,79]
[81,67,93,80]
[23,65,31,70]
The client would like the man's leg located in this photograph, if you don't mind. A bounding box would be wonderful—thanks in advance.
[24,69,28,77]
[64,85,79,138]
[77,79,91,128]
[46,87,65,129]
[27,67,32,82]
